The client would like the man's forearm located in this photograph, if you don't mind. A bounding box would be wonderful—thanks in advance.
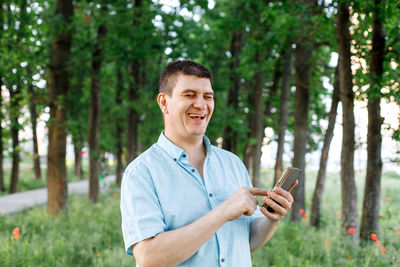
[249,217,279,252]
[133,207,227,267]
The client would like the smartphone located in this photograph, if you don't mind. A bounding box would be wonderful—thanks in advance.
[263,167,302,213]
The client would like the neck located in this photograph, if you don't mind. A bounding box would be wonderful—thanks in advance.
[164,129,204,155]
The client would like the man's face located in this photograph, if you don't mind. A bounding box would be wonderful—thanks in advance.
[160,74,214,141]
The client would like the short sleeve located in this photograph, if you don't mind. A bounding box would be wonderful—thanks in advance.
[120,163,167,255]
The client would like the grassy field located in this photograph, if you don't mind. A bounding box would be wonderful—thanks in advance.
[0,169,399,266]
[0,162,85,196]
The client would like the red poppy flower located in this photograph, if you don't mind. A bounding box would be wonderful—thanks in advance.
[12,227,20,235]
[370,233,377,240]
[113,194,118,198]
[336,212,341,217]
[381,247,386,255]
[325,241,331,247]
[374,240,380,247]
[348,227,355,234]
[14,234,20,240]
[299,209,304,215]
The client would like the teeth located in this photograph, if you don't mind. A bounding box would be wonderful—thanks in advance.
[189,114,205,119]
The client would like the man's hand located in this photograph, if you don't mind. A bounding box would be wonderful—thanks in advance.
[218,187,268,222]
[260,179,298,221]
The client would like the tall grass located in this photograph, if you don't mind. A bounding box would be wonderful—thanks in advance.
[1,170,399,266]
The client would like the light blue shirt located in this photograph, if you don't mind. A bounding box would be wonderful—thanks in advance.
[120,132,263,267]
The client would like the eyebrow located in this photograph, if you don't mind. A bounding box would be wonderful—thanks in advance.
[182,89,214,96]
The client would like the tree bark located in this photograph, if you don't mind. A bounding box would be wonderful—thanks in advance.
[274,49,292,184]
[8,0,28,193]
[73,143,83,178]
[249,51,265,188]
[126,0,143,164]
[222,30,243,154]
[310,67,340,227]
[47,0,74,214]
[8,82,22,194]
[336,2,358,235]
[126,59,140,164]
[0,0,4,191]
[360,0,385,241]
[115,60,124,187]
[28,74,41,179]
[89,16,107,203]
[0,112,3,191]
[290,41,312,221]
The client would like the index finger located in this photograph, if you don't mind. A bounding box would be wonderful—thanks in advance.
[247,187,268,196]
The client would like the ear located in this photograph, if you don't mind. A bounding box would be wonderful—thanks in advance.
[157,93,168,114]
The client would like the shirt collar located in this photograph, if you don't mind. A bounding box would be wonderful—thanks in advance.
[157,131,213,162]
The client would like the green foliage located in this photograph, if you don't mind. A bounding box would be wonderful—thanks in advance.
[0,170,399,266]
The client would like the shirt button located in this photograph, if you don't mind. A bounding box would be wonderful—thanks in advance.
[173,158,177,161]
[209,193,213,197]
[221,258,225,262]
[191,169,195,173]
[182,154,186,158]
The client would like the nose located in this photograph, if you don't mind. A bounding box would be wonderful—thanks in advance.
[192,96,207,109]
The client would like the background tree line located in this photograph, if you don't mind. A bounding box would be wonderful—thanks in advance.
[0,0,399,243]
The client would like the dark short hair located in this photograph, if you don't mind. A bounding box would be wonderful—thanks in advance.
[159,60,213,95]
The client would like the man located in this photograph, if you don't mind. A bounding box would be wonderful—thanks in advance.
[121,60,297,267]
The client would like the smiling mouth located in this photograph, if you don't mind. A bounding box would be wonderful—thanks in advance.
[188,114,206,120]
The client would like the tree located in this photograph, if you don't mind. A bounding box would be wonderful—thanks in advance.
[310,67,340,227]
[126,0,144,164]
[47,0,74,214]
[88,5,108,203]
[8,0,29,193]
[115,60,124,187]
[27,65,41,179]
[0,0,5,192]
[290,0,315,221]
[336,2,358,235]
[360,0,385,241]
[221,29,243,154]
[274,48,292,183]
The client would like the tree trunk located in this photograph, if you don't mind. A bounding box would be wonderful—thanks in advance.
[8,0,28,193]
[0,113,3,191]
[222,30,243,154]
[28,76,41,179]
[0,0,4,191]
[249,51,265,188]
[126,0,143,164]
[47,0,74,214]
[0,101,3,192]
[126,59,140,164]
[74,143,83,178]
[8,83,21,194]
[274,49,292,184]
[336,2,358,235]
[290,41,312,221]
[89,17,107,203]
[310,67,340,227]
[360,0,385,241]
[115,60,124,187]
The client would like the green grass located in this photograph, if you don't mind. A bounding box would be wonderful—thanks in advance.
[0,169,399,266]
[0,159,114,196]
[0,191,133,267]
